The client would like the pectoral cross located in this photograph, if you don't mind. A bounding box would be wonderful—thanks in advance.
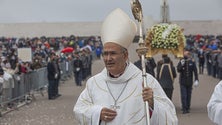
[110,102,120,110]
[106,81,128,111]
[110,104,120,110]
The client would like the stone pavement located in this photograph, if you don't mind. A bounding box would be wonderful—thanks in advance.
[0,44,220,125]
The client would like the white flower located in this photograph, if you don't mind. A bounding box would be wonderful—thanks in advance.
[148,23,185,49]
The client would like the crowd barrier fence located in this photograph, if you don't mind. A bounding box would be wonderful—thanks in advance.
[0,61,74,116]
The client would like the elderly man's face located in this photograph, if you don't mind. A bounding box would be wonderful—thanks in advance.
[102,42,128,75]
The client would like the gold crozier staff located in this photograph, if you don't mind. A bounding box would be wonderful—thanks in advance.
[131,0,150,125]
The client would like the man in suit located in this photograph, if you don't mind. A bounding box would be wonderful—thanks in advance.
[47,53,59,100]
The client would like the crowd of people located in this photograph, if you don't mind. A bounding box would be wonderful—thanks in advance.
[185,34,222,77]
[0,35,103,71]
[1,32,222,123]
[0,35,103,107]
[1,16,222,124]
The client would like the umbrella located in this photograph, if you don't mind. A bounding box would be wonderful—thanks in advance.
[81,45,92,51]
[44,42,50,49]
[61,47,74,53]
[195,34,202,41]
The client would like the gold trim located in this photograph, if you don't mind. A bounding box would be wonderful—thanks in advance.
[128,107,144,124]
[119,85,137,103]
[94,76,108,92]
[159,64,174,82]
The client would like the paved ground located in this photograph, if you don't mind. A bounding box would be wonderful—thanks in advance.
[0,44,220,125]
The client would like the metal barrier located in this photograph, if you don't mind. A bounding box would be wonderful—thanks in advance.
[0,61,74,117]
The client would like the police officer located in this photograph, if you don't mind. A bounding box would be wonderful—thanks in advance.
[177,50,199,114]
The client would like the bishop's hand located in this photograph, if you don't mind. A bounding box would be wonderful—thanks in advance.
[100,107,117,122]
[142,87,154,109]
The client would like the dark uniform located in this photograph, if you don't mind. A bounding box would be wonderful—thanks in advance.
[134,57,156,78]
[177,57,198,114]
[146,57,157,77]
[47,54,61,99]
[157,57,176,100]
[197,49,205,74]
[73,55,83,86]
[54,57,61,97]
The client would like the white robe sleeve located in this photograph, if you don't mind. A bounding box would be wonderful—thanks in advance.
[207,81,222,125]
[148,75,178,125]
[73,80,103,125]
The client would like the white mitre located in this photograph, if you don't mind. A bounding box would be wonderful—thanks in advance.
[101,8,137,49]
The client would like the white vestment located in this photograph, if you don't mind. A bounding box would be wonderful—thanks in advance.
[207,81,222,125]
[74,62,178,125]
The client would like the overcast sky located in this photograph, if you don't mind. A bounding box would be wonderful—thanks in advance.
[0,0,222,23]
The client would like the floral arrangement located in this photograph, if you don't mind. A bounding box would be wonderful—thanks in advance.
[147,23,185,49]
